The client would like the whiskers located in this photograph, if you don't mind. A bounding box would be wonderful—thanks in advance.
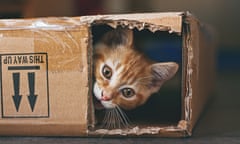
[101,106,131,130]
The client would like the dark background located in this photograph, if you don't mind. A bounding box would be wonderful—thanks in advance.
[1,0,240,143]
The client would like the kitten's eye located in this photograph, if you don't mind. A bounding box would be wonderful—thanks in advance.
[102,65,112,79]
[121,88,135,98]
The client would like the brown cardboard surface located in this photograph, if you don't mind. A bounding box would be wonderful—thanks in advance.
[0,18,90,136]
[0,12,215,137]
[182,13,215,134]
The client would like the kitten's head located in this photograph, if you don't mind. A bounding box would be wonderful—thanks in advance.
[93,27,179,110]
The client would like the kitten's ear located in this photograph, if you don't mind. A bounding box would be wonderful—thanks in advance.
[150,62,179,89]
[120,28,134,47]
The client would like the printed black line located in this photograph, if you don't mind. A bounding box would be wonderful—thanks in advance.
[0,56,4,118]
[8,66,40,70]
[2,115,49,118]
[0,52,47,56]
[46,53,50,117]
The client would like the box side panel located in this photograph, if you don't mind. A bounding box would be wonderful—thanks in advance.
[192,21,215,127]
[0,22,90,136]
[183,15,215,132]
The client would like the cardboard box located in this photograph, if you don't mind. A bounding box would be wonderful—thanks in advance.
[0,12,215,137]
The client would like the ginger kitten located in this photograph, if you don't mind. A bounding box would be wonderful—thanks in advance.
[93,27,179,128]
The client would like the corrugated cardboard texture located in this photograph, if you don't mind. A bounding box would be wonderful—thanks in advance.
[0,18,90,136]
[159,13,218,136]
[182,13,215,133]
[80,12,183,33]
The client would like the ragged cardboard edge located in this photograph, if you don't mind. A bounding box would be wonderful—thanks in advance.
[88,120,190,136]
[0,12,184,32]
[89,126,186,136]
[92,19,171,33]
[86,25,96,130]
[80,12,183,34]
[177,12,195,136]
[182,12,204,134]
[184,21,193,123]
[183,12,216,135]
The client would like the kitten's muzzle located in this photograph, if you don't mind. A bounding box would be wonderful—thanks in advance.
[101,91,112,101]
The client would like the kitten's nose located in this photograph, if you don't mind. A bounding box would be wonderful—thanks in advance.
[101,91,112,101]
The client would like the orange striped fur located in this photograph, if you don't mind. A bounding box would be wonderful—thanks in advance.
[93,27,179,110]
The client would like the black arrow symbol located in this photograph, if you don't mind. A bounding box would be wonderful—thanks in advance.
[12,73,22,112]
[27,72,38,112]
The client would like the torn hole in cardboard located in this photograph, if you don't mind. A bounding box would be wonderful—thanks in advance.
[88,20,184,136]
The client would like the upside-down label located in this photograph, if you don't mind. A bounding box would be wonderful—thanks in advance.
[0,53,49,118]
